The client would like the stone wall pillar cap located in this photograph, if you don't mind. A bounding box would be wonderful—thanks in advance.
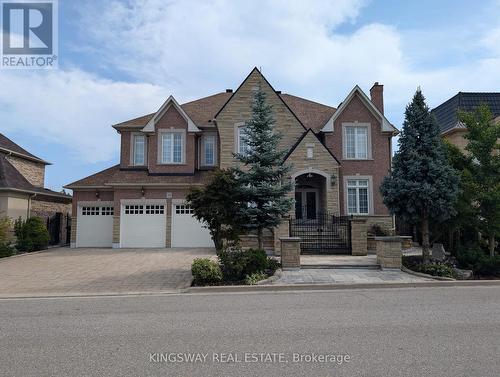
[280,237,301,241]
[374,236,404,242]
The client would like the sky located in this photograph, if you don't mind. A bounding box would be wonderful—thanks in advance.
[1,0,500,191]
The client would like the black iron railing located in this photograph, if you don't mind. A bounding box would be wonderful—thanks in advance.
[289,212,352,254]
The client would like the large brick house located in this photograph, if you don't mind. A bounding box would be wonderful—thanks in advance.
[65,68,398,251]
[432,92,500,152]
[0,133,72,245]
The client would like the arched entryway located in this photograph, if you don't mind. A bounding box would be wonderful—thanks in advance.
[293,172,327,220]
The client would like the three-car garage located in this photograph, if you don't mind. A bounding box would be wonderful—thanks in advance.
[75,200,213,248]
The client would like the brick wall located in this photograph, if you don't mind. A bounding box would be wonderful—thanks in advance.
[324,94,393,216]
[6,155,45,187]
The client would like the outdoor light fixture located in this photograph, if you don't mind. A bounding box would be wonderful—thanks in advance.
[307,173,313,179]
[141,186,145,196]
[95,190,100,199]
[330,174,337,186]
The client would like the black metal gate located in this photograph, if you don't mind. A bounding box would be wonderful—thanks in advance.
[289,212,352,254]
[47,212,62,246]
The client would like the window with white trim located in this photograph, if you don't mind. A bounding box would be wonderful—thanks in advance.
[200,134,216,166]
[160,132,184,164]
[345,126,368,159]
[347,179,369,215]
[101,206,114,216]
[237,126,251,155]
[132,134,146,165]
[124,205,144,215]
[82,206,99,216]
[175,204,194,215]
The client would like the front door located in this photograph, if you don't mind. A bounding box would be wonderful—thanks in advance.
[295,190,318,220]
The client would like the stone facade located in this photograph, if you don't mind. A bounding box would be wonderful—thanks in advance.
[351,218,368,256]
[375,236,403,269]
[217,69,305,169]
[5,155,45,187]
[285,130,340,215]
[443,129,468,153]
[280,237,301,269]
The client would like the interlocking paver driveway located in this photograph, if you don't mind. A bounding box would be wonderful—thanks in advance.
[0,247,215,297]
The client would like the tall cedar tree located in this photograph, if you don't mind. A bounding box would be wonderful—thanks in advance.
[234,87,293,249]
[186,169,245,252]
[380,89,459,263]
[459,104,500,256]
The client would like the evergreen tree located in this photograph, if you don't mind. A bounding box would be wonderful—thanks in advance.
[233,87,293,249]
[186,169,244,252]
[459,104,500,256]
[380,89,459,263]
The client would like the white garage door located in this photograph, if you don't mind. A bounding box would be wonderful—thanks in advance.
[120,203,166,248]
[76,204,114,247]
[171,203,213,247]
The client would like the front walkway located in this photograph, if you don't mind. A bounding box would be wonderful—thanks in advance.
[273,268,433,284]
[301,254,378,267]
[0,247,215,297]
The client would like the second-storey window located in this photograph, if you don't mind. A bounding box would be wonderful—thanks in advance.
[347,179,369,215]
[344,125,368,159]
[237,126,250,155]
[161,132,184,164]
[132,134,146,165]
[201,135,216,166]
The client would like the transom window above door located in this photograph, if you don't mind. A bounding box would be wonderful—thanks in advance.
[343,124,370,159]
[347,179,369,215]
[160,131,184,164]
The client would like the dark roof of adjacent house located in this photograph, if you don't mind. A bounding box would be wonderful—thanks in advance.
[0,133,50,164]
[113,91,336,132]
[65,164,214,189]
[0,154,71,200]
[432,92,500,133]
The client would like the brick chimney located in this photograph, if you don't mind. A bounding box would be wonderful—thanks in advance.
[370,82,384,114]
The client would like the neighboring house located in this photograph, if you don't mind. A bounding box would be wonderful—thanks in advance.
[432,92,500,151]
[0,133,72,245]
[65,68,398,251]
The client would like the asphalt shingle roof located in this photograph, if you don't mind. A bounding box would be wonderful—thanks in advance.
[0,133,48,163]
[432,92,500,133]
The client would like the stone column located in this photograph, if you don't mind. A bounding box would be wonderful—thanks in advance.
[273,219,290,255]
[375,236,403,269]
[280,237,301,270]
[351,218,367,256]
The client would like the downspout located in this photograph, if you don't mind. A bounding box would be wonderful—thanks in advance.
[27,193,36,218]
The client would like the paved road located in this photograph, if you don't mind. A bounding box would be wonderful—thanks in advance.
[0,247,215,297]
[1,286,499,376]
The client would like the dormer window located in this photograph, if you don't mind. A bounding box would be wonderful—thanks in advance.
[132,134,146,166]
[160,130,185,164]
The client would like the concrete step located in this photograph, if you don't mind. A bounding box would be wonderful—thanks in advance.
[301,264,381,270]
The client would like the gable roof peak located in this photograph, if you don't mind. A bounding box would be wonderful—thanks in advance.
[142,95,201,133]
[321,85,398,135]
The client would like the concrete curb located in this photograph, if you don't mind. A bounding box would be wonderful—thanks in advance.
[401,266,455,281]
[256,269,282,285]
[183,279,500,294]
[1,280,499,299]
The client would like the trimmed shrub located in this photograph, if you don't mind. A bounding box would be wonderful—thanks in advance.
[0,217,11,244]
[0,243,15,258]
[456,245,484,270]
[244,272,268,285]
[191,258,223,286]
[475,255,500,278]
[14,217,49,252]
[414,263,455,278]
[218,246,277,282]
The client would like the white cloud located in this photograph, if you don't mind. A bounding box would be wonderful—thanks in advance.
[2,0,500,170]
[0,70,167,163]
